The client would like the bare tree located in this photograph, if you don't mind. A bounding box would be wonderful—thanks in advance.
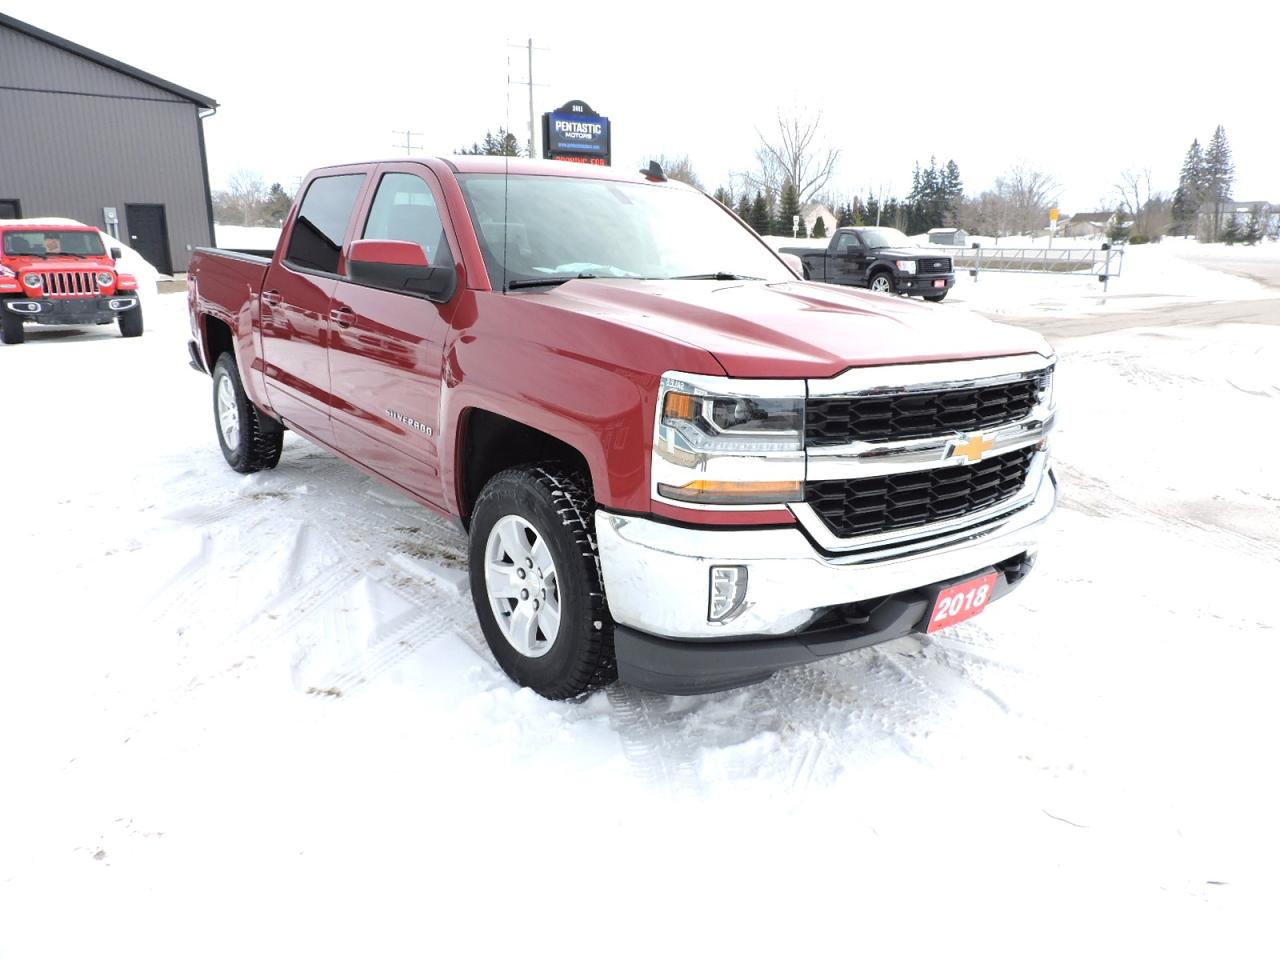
[651,154,704,192]
[1115,168,1154,235]
[213,170,269,226]
[740,109,840,205]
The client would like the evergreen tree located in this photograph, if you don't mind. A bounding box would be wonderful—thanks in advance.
[749,192,772,235]
[263,183,293,226]
[712,186,733,208]
[458,128,524,156]
[1171,139,1205,236]
[853,199,865,226]
[812,215,828,239]
[1244,205,1264,245]
[837,203,853,228]
[796,216,808,239]
[735,193,753,224]
[1222,212,1242,245]
[777,181,801,236]
[1107,206,1130,244]
[1204,126,1235,241]
[942,160,964,221]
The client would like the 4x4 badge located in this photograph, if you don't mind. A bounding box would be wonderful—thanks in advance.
[949,433,992,463]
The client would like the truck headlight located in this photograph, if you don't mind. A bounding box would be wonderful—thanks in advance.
[895,260,917,275]
[96,272,114,286]
[1038,365,1055,410]
[23,273,42,288]
[653,373,804,506]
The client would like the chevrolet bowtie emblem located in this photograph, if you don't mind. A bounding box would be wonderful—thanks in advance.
[950,433,993,463]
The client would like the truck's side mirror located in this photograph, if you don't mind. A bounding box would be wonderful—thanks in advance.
[110,246,122,261]
[347,239,455,302]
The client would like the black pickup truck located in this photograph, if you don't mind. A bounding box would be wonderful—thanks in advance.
[780,226,955,301]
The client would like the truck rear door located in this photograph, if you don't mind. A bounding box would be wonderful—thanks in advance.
[326,164,460,507]
[260,169,369,444]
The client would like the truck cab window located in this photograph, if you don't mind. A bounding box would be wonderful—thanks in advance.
[362,173,452,269]
[835,232,861,255]
[285,174,365,274]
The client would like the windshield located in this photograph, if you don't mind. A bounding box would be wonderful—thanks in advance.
[456,173,792,289]
[858,228,913,250]
[2,229,106,258]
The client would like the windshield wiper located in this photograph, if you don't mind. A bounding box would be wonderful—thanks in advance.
[668,272,763,281]
[507,273,600,290]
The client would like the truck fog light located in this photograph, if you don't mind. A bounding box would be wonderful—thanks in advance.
[709,565,748,622]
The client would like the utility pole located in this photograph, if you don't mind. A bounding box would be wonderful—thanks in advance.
[391,129,422,156]
[507,38,548,158]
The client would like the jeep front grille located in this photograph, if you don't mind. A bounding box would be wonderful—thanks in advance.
[39,271,100,298]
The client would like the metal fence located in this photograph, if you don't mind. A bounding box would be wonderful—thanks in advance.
[942,244,1124,290]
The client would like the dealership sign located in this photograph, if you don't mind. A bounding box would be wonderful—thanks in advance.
[542,100,611,166]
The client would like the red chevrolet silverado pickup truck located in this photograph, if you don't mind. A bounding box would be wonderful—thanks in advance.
[187,156,1057,698]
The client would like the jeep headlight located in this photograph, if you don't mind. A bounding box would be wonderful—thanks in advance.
[23,273,42,288]
[895,260,918,275]
[96,271,114,286]
[653,373,804,506]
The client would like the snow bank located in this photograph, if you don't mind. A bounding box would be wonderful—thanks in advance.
[214,223,282,251]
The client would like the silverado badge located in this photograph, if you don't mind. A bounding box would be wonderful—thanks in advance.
[950,433,993,463]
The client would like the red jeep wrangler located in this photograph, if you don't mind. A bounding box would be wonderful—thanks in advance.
[0,222,142,345]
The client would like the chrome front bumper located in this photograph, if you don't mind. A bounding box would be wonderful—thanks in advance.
[596,465,1057,641]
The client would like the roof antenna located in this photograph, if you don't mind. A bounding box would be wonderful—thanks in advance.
[640,160,667,182]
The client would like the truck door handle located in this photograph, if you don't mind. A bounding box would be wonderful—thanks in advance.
[262,289,282,307]
[329,306,354,328]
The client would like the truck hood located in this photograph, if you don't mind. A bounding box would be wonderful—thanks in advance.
[536,279,1049,379]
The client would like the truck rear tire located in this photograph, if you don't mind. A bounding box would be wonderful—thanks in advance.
[118,302,144,337]
[212,352,284,473]
[868,271,895,295]
[468,464,616,700]
[0,313,23,345]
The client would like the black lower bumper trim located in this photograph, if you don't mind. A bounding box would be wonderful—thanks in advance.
[615,555,1032,695]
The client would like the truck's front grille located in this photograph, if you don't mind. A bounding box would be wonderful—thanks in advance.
[805,447,1035,539]
[918,257,951,274]
[39,271,100,298]
[806,374,1043,445]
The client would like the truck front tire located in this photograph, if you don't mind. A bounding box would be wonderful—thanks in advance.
[0,312,23,345]
[468,464,616,699]
[924,291,948,302]
[212,352,284,473]
[868,271,895,295]
[118,302,144,337]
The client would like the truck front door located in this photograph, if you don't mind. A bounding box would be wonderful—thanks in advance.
[828,230,868,286]
[261,171,367,443]
[327,166,458,507]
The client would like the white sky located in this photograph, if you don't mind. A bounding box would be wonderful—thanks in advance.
[28,0,1280,212]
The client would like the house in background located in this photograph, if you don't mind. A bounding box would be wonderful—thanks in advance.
[927,227,968,246]
[0,13,217,274]
[1062,211,1120,239]
[800,202,839,237]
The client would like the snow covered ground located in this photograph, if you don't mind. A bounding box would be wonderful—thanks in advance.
[1,285,1277,956]
[213,223,282,251]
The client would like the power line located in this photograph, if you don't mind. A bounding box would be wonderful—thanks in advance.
[391,129,422,156]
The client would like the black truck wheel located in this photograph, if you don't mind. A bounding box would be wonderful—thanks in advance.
[868,271,896,295]
[0,312,24,345]
[211,352,284,473]
[468,464,616,700]
[118,301,144,337]
[923,291,948,302]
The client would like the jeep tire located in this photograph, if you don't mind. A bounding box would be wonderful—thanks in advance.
[118,301,144,338]
[0,311,23,345]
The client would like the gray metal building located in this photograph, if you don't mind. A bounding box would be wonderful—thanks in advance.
[0,14,217,274]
